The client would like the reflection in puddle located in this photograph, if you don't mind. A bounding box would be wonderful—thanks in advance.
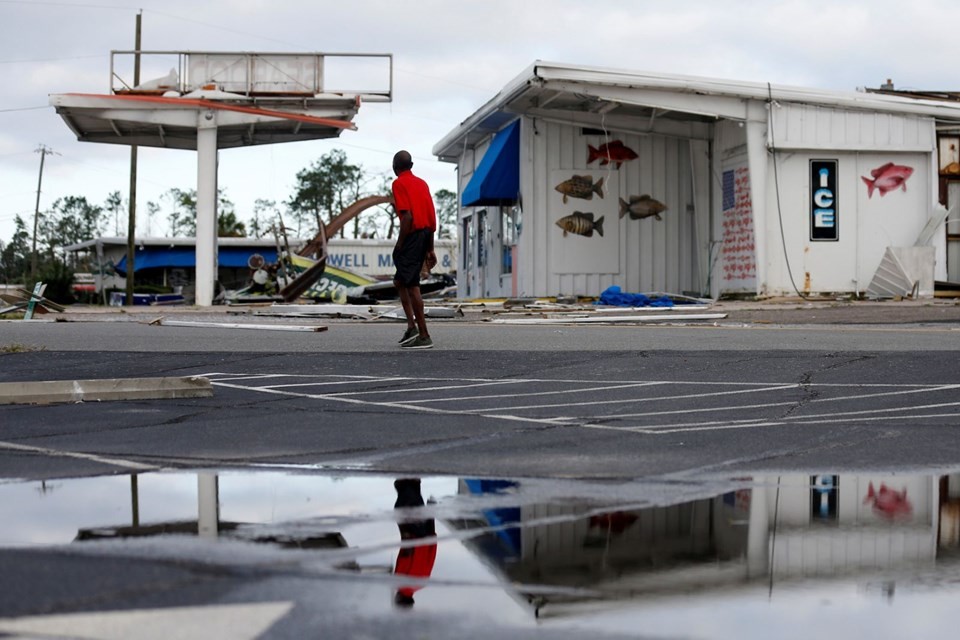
[3,471,960,635]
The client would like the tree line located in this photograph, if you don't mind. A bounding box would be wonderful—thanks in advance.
[0,149,457,287]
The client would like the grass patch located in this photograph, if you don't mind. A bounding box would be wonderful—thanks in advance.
[0,343,46,353]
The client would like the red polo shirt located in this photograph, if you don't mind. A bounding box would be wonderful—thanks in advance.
[392,170,437,232]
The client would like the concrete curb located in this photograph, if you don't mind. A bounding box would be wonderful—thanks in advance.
[0,376,213,405]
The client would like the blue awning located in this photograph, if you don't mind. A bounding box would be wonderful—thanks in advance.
[461,119,520,207]
[114,246,278,275]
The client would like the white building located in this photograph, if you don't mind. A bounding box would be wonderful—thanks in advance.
[434,62,960,299]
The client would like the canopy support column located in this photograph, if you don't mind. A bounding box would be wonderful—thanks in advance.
[196,120,218,306]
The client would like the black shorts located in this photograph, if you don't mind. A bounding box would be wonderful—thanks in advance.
[393,228,430,288]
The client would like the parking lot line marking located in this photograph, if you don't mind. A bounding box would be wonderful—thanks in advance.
[210,381,572,427]
[590,400,797,420]
[476,384,800,413]
[198,374,292,382]
[403,381,670,404]
[631,411,960,435]
[323,379,530,397]
[803,383,960,404]
[263,377,413,389]
[0,440,158,471]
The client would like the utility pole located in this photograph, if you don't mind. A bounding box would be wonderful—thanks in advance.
[30,144,56,284]
[125,10,142,306]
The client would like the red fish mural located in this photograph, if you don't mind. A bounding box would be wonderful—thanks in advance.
[861,163,914,198]
[587,141,638,169]
[863,481,913,520]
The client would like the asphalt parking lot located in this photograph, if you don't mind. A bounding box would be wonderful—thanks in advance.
[2,301,960,638]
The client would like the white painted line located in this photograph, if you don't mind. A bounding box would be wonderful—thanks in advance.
[476,384,800,413]
[0,441,158,471]
[405,381,670,405]
[263,376,413,390]
[322,379,529,397]
[806,383,960,404]
[157,320,327,332]
[776,400,960,422]
[0,601,294,640]
[586,389,960,422]
[640,411,960,435]
[196,374,293,382]
[561,400,797,420]
[210,381,566,426]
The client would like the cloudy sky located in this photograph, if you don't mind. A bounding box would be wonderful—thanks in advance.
[1,0,957,243]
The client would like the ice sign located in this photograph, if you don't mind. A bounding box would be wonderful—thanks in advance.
[810,160,839,241]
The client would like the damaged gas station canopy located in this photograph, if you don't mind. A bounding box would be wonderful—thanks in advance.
[49,50,393,308]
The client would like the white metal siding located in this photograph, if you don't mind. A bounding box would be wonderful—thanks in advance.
[772,104,934,152]
[521,118,706,297]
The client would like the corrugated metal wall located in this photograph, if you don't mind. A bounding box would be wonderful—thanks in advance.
[521,119,708,297]
[772,104,934,151]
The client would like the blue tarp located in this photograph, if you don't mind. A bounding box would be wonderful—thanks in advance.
[461,120,520,207]
[595,285,674,307]
[114,246,278,275]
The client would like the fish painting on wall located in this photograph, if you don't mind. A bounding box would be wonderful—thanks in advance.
[555,175,605,203]
[556,212,604,238]
[587,141,638,169]
[619,195,667,221]
[862,163,914,198]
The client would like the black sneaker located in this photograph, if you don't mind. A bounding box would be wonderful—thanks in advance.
[399,327,419,345]
[401,335,433,350]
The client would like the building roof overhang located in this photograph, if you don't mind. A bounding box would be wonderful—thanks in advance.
[434,61,960,161]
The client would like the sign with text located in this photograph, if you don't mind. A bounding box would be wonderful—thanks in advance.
[810,160,839,241]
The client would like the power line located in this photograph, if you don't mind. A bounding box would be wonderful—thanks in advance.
[0,106,50,113]
[0,54,106,65]
[0,0,131,9]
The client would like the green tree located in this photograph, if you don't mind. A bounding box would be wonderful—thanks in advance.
[0,216,32,283]
[287,149,364,238]
[39,196,105,259]
[164,188,197,236]
[104,191,124,236]
[433,188,457,239]
[251,199,280,239]
[163,188,243,237]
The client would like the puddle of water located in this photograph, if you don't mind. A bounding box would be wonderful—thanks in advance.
[2,470,960,636]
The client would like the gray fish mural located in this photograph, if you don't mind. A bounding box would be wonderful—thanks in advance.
[555,175,605,203]
[556,211,604,238]
[618,195,667,220]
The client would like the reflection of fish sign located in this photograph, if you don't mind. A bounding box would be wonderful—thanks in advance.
[861,163,914,198]
[619,195,667,220]
[555,175,605,203]
[863,481,913,520]
[587,141,638,169]
[556,212,604,238]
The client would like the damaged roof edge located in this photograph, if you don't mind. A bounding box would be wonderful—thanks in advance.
[433,60,960,161]
[432,61,543,161]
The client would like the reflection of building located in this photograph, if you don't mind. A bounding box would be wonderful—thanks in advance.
[453,474,960,619]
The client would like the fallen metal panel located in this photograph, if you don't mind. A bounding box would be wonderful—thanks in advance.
[0,376,212,405]
[866,247,916,298]
[485,314,727,324]
[154,319,328,332]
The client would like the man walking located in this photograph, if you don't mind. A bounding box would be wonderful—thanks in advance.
[391,150,437,349]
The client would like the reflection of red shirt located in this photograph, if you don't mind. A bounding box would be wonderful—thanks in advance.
[392,170,436,232]
[394,541,438,598]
